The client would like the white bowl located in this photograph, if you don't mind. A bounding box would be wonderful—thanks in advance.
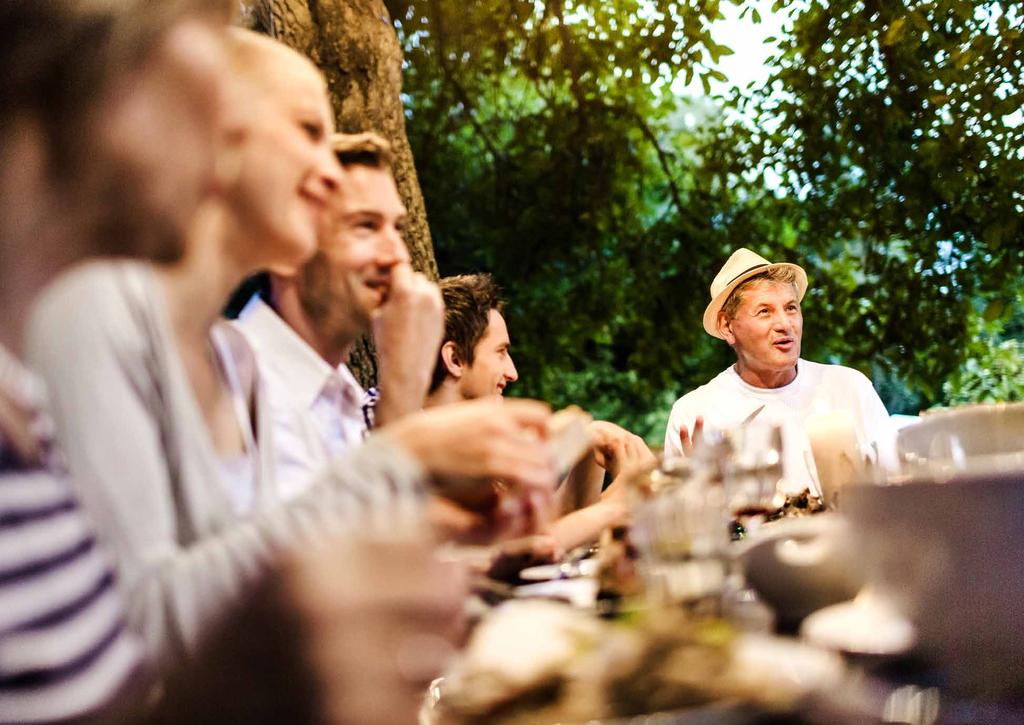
[843,469,1024,695]
[737,515,863,626]
[898,402,1024,472]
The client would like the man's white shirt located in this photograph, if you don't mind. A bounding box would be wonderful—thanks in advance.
[663,359,897,495]
[234,297,371,501]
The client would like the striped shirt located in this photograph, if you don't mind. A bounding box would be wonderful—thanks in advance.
[0,348,140,724]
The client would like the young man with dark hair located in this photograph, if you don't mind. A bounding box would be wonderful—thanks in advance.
[427,273,518,403]
[426,274,656,551]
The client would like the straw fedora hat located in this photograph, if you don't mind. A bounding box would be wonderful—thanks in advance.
[703,248,808,339]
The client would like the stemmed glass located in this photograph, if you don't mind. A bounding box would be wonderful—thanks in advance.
[720,422,785,631]
[724,422,785,534]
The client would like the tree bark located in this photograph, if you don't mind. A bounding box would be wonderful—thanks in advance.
[243,0,437,389]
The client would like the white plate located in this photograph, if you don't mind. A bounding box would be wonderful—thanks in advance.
[513,578,599,608]
[801,593,916,656]
[519,558,599,581]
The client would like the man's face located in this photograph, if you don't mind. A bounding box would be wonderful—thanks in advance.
[298,164,409,346]
[720,280,803,374]
[458,309,518,399]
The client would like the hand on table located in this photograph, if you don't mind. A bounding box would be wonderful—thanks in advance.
[284,536,467,725]
[383,397,558,511]
[152,536,466,725]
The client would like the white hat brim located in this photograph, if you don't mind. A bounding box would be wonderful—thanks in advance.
[702,262,808,339]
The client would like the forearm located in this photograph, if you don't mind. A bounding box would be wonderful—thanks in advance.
[111,438,428,670]
[547,499,628,552]
[372,364,431,427]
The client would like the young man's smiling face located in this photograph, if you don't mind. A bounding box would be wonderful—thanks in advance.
[458,308,518,399]
[298,163,409,348]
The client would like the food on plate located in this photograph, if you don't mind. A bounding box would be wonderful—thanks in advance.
[595,525,641,603]
[766,489,826,522]
[434,600,844,724]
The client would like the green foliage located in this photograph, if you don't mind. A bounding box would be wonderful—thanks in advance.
[389,0,1024,439]
[704,0,1024,403]
[942,293,1024,405]
[943,338,1024,405]
[388,0,744,439]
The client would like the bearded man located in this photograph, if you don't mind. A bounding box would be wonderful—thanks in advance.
[235,133,441,499]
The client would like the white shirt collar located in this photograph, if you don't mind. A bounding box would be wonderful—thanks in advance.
[728,359,803,395]
[235,297,364,410]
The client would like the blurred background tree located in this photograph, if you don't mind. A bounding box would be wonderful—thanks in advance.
[386,0,749,439]
[383,0,1023,440]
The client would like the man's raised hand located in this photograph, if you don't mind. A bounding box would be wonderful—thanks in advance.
[678,415,705,457]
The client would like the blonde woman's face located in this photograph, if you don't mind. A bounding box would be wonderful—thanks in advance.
[228,53,342,274]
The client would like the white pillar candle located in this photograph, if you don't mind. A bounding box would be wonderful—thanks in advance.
[805,410,862,508]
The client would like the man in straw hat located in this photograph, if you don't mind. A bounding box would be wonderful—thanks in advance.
[663,248,896,494]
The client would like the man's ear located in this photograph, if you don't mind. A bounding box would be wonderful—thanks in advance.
[440,341,463,379]
[718,312,736,344]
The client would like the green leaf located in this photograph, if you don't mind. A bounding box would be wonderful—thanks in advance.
[882,17,907,46]
[984,299,1005,322]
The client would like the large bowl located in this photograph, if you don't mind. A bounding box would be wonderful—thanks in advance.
[737,515,863,627]
[843,469,1024,695]
[898,402,1024,470]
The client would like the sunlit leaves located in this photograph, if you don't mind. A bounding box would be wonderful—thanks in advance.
[703,0,1024,405]
[387,0,744,437]
[389,0,1024,432]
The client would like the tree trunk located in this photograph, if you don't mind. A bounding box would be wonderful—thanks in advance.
[243,0,437,389]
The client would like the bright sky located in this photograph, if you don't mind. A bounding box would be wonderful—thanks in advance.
[672,0,787,97]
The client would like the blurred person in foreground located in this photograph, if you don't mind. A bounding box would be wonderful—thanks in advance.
[663,248,897,493]
[28,27,556,676]
[426,274,656,552]
[0,0,236,720]
[0,7,477,724]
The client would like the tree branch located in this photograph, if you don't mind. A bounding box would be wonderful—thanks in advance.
[427,0,504,163]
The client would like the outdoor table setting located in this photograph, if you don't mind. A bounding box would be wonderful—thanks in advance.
[424,403,1024,725]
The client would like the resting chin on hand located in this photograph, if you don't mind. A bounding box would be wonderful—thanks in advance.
[589,420,657,480]
[373,263,444,426]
